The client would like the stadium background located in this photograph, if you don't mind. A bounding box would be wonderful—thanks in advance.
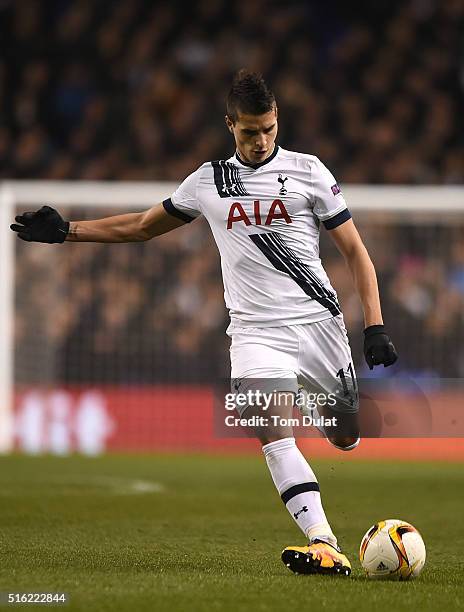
[1,0,464,458]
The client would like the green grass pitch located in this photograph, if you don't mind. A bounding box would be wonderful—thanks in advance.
[0,454,463,611]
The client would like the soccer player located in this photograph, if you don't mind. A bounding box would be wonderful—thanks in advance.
[11,70,397,576]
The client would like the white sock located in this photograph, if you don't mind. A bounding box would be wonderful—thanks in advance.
[262,437,337,546]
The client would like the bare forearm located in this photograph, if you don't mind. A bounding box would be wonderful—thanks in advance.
[346,246,383,327]
[66,212,148,243]
[65,202,186,243]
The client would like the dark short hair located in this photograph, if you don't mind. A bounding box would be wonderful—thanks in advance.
[226,69,276,123]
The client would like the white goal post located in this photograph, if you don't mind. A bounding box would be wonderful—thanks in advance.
[0,180,463,452]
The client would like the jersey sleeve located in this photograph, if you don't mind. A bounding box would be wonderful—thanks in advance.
[311,157,352,230]
[162,168,202,223]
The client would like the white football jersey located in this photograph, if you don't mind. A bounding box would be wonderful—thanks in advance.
[163,146,351,329]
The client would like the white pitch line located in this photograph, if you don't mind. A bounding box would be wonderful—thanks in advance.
[98,477,165,495]
[0,476,165,496]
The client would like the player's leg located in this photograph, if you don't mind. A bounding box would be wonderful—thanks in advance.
[242,397,350,574]
[297,315,360,451]
[229,326,351,575]
[240,390,336,543]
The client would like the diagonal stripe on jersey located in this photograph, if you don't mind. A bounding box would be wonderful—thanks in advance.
[268,235,340,314]
[250,232,341,316]
[270,233,341,311]
[211,160,249,198]
[269,232,341,314]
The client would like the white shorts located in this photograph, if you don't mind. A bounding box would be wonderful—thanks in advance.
[229,315,358,418]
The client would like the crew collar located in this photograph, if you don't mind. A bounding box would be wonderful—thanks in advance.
[235,145,279,169]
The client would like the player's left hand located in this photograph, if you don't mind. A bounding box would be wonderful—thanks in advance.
[363,325,398,370]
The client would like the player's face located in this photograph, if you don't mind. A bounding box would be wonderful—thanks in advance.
[225,107,278,165]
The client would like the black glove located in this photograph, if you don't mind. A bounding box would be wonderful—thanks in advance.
[10,205,69,243]
[363,325,398,370]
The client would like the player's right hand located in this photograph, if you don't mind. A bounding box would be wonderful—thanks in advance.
[10,205,69,243]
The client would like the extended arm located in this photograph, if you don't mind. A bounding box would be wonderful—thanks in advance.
[66,202,185,242]
[328,218,397,369]
[10,203,185,244]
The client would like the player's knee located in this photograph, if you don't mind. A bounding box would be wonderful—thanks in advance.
[328,436,360,451]
[258,429,292,446]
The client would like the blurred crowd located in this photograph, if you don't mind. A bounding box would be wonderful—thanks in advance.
[323,220,464,379]
[15,213,229,384]
[4,0,464,384]
[1,0,463,183]
[14,209,464,383]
